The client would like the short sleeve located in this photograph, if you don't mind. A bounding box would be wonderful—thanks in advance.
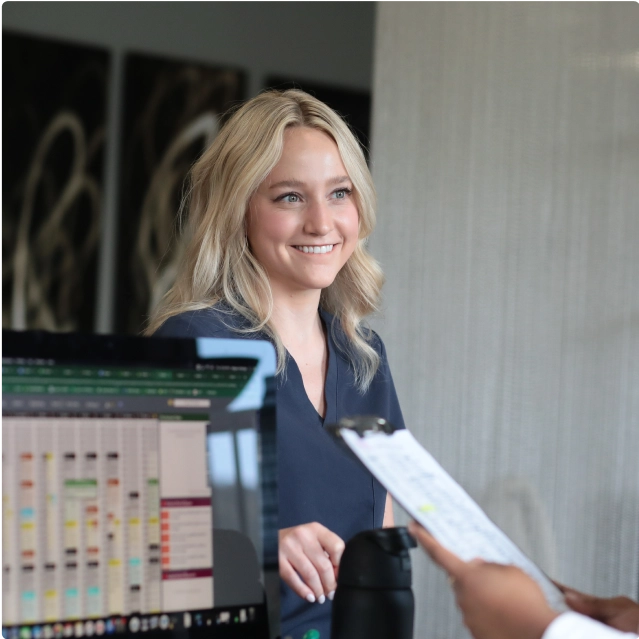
[374,332,406,431]
[152,308,235,339]
[153,313,206,338]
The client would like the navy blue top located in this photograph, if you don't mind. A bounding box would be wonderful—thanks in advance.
[154,305,405,639]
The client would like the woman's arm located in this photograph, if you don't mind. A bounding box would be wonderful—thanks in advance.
[383,493,395,527]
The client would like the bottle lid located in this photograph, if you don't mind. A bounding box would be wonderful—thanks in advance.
[337,527,416,590]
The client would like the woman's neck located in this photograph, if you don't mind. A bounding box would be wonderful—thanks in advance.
[269,288,323,348]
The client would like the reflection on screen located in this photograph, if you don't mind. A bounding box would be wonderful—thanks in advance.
[209,430,258,489]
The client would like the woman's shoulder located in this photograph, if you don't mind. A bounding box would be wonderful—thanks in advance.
[152,303,251,339]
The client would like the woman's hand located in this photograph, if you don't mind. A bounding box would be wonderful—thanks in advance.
[554,582,639,633]
[408,521,559,639]
[279,522,345,604]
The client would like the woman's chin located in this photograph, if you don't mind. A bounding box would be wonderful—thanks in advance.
[277,277,338,296]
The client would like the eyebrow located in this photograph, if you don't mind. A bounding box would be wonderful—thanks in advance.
[268,175,352,190]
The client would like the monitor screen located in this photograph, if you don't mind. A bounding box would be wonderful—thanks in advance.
[2,330,278,639]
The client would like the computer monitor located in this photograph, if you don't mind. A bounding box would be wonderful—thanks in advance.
[2,330,278,639]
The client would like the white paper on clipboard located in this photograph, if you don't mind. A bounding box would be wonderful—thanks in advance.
[339,427,567,611]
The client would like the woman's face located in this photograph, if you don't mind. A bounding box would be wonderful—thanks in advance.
[247,126,359,298]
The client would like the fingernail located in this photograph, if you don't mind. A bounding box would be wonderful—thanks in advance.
[306,593,316,603]
[328,590,335,601]
[318,594,326,604]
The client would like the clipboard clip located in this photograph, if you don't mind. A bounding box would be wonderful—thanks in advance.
[327,415,400,438]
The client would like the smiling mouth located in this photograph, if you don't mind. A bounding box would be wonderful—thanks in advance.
[293,244,335,254]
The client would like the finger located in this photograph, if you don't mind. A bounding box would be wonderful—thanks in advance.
[551,579,569,593]
[307,547,338,597]
[315,525,346,568]
[558,585,594,603]
[408,521,467,579]
[280,558,318,603]
[552,581,603,616]
[326,553,339,581]
[289,552,327,603]
[562,589,607,616]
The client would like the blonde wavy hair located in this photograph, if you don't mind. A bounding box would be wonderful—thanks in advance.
[146,89,384,391]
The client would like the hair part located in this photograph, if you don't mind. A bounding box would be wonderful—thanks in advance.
[146,89,384,391]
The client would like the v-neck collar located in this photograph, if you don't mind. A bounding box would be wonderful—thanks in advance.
[319,308,338,427]
[283,308,338,427]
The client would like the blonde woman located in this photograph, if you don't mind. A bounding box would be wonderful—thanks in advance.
[149,90,405,639]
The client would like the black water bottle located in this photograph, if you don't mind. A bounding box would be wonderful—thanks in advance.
[331,527,416,639]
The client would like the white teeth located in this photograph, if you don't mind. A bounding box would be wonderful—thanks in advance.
[295,245,334,254]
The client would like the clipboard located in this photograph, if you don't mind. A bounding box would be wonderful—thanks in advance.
[328,416,567,612]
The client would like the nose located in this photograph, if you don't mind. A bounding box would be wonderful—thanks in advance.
[303,199,333,236]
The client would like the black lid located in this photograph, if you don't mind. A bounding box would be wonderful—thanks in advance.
[337,527,416,590]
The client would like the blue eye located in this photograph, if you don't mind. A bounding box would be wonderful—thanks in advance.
[333,188,352,199]
[280,193,299,203]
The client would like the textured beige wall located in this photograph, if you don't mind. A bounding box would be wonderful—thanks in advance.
[370,3,639,637]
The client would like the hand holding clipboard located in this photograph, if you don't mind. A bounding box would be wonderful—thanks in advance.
[328,416,567,612]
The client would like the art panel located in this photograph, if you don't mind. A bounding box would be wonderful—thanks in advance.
[2,31,109,331]
[115,53,245,335]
